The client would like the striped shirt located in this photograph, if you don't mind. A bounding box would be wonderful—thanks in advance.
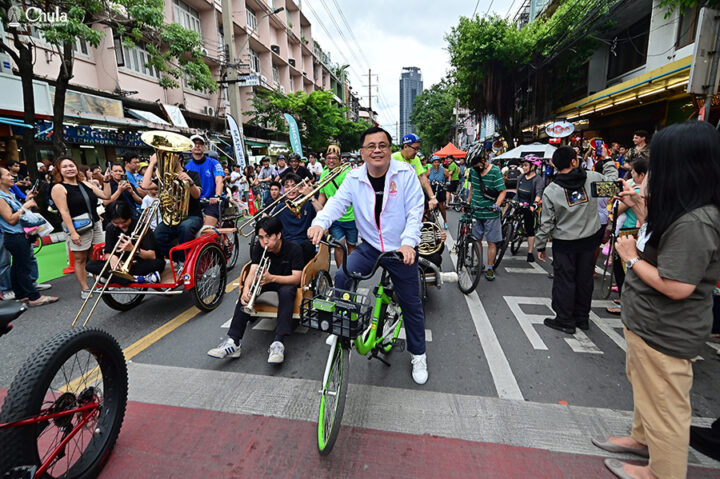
[469,165,505,219]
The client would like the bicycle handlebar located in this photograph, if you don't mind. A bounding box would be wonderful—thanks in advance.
[321,236,403,281]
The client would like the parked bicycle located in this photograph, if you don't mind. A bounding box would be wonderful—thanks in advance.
[0,301,128,478]
[301,238,405,455]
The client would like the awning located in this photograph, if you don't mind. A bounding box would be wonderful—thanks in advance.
[433,142,466,158]
[554,56,692,119]
[246,139,270,147]
[127,109,170,125]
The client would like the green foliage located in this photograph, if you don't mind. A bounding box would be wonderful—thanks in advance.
[658,0,720,16]
[248,89,370,152]
[409,80,456,154]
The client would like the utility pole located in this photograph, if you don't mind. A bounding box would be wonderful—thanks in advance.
[368,68,372,111]
[704,17,720,122]
[221,0,244,136]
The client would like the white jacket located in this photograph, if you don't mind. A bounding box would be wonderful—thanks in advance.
[312,159,423,251]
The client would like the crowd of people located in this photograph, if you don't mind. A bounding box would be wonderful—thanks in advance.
[1,120,719,478]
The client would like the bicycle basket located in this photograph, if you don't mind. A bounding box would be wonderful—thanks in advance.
[300,287,372,339]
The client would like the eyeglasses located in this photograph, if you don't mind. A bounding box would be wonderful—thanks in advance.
[362,143,390,151]
[406,145,420,151]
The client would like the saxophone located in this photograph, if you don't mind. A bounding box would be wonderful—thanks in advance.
[141,131,194,227]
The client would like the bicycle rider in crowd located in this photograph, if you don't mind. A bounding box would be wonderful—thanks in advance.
[516,156,545,263]
[427,155,450,229]
[308,126,429,385]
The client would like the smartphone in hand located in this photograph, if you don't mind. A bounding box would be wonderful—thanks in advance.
[590,180,623,197]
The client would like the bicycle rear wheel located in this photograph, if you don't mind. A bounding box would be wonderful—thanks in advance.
[0,328,127,479]
[494,220,514,270]
[317,340,349,455]
[457,237,482,294]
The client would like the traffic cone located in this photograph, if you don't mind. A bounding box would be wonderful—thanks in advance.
[63,242,75,274]
[247,190,257,216]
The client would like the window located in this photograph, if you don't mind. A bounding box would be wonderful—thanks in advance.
[246,6,257,31]
[121,44,160,78]
[173,0,202,35]
[249,48,260,73]
[607,15,650,80]
[272,64,279,85]
[75,38,89,56]
[289,75,294,91]
[676,6,700,49]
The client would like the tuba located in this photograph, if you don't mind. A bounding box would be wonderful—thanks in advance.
[141,131,194,227]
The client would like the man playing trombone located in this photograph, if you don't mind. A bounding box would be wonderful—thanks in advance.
[86,201,166,285]
[272,173,322,263]
[207,216,303,364]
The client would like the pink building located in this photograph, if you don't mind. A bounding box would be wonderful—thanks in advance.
[0,0,348,166]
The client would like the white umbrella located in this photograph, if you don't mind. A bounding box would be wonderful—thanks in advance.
[495,142,557,160]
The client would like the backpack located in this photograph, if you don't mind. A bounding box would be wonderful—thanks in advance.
[505,165,521,189]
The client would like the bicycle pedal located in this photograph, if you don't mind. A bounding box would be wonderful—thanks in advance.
[391,339,406,352]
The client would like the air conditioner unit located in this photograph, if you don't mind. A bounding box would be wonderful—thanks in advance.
[259,75,269,85]
[199,47,209,56]
[279,85,285,93]
[271,45,280,54]
[203,106,215,116]
[288,58,296,67]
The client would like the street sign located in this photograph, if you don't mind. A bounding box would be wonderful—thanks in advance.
[545,121,574,138]
[688,7,720,95]
[237,74,260,87]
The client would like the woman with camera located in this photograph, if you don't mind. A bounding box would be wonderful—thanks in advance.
[51,157,111,299]
[593,120,720,479]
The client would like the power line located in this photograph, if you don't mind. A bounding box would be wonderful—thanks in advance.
[485,0,496,15]
[472,0,482,18]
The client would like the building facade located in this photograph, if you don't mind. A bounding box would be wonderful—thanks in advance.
[0,0,357,167]
[399,66,422,138]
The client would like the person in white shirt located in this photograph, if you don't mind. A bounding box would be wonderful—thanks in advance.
[308,153,324,181]
[307,126,428,385]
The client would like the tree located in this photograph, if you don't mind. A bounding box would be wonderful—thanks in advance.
[659,0,720,15]
[0,0,216,180]
[409,80,456,154]
[249,89,369,152]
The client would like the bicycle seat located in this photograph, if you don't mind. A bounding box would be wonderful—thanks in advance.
[0,301,27,330]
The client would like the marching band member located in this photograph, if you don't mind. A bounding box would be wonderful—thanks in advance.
[272,173,321,263]
[207,216,303,364]
[184,135,225,227]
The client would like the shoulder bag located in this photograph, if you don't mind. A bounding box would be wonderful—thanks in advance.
[473,166,500,201]
[62,183,95,234]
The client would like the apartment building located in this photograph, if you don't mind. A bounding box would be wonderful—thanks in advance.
[0,0,350,166]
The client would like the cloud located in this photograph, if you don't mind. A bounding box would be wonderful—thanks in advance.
[304,0,517,138]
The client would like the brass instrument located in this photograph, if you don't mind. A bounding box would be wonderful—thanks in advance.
[236,179,309,237]
[72,200,161,328]
[242,246,270,314]
[284,163,351,217]
[141,130,194,227]
[419,209,444,255]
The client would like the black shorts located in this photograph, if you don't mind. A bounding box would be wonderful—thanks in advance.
[203,202,220,219]
[448,180,459,194]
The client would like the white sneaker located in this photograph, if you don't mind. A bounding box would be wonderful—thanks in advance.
[411,353,428,385]
[207,338,242,359]
[267,341,285,364]
[80,289,91,300]
[2,291,15,300]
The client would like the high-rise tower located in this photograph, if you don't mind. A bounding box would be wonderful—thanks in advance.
[399,67,423,138]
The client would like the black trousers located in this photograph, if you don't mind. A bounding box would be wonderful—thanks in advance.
[228,283,296,342]
[551,246,596,327]
[86,258,166,286]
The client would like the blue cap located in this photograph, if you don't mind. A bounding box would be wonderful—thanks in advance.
[431,155,441,161]
[402,133,421,145]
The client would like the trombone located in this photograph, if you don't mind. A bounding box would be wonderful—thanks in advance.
[284,163,351,217]
[241,246,270,315]
[71,200,160,328]
[236,179,309,237]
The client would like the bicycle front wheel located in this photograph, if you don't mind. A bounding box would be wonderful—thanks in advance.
[494,220,514,269]
[457,237,482,294]
[317,340,349,455]
[510,219,524,255]
[0,328,128,479]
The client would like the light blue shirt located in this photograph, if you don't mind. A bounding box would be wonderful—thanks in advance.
[0,191,26,234]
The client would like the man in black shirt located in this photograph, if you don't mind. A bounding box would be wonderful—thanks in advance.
[142,152,203,263]
[86,201,166,285]
[280,152,314,183]
[208,216,303,364]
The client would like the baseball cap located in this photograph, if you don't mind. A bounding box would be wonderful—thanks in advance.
[138,161,149,169]
[189,134,206,144]
[431,155,441,161]
[402,133,421,145]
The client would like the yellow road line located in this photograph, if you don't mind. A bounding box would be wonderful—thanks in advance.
[62,275,241,392]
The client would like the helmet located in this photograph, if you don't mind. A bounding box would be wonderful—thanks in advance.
[465,143,486,166]
[522,155,542,167]
[205,150,219,160]
[288,152,301,160]
[402,133,421,145]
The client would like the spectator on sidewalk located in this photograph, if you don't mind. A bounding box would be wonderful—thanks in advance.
[51,157,111,299]
[593,120,720,479]
[536,145,618,334]
[0,167,58,307]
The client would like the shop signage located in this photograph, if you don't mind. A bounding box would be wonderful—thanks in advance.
[34,121,146,147]
[545,121,574,138]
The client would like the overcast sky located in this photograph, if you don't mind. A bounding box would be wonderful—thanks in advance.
[300,0,518,139]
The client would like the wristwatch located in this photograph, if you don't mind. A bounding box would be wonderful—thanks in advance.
[625,257,641,270]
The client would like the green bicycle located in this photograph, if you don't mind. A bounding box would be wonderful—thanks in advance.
[300,238,405,455]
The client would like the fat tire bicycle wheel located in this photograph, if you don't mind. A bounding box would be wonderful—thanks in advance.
[494,220,514,270]
[457,236,482,294]
[317,340,349,456]
[600,247,615,299]
[0,328,128,479]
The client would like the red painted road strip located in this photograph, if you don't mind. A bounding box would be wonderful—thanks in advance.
[99,401,718,479]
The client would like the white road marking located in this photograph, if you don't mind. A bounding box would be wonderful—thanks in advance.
[399,328,433,342]
[446,232,524,400]
[503,257,550,275]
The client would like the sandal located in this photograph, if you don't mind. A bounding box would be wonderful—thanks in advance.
[27,296,59,307]
[606,305,622,315]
